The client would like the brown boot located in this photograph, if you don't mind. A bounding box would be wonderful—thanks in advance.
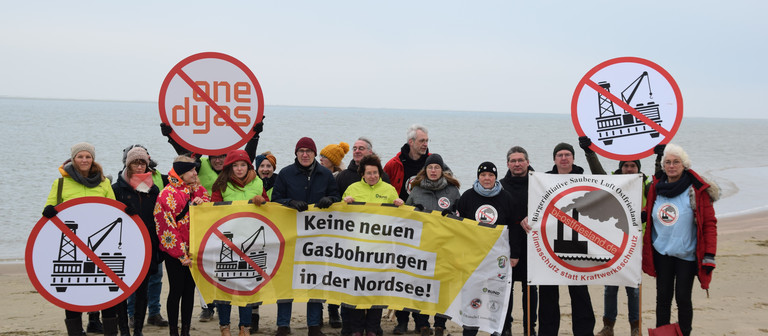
[596,317,615,336]
[308,325,326,336]
[630,320,640,336]
[239,325,251,336]
[220,324,231,336]
[419,327,432,336]
[434,327,444,336]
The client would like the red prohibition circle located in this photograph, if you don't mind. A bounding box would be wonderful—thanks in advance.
[196,212,285,295]
[571,57,684,161]
[539,186,629,273]
[158,52,265,156]
[26,197,151,312]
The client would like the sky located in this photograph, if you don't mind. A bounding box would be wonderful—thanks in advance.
[1,1,767,119]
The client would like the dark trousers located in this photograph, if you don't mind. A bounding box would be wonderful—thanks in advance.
[654,250,697,336]
[65,307,117,319]
[538,285,595,336]
[395,310,429,329]
[347,308,383,333]
[165,254,196,328]
[130,267,152,326]
[511,281,538,334]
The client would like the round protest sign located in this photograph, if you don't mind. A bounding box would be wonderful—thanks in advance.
[158,52,264,156]
[571,57,683,160]
[196,212,285,295]
[26,197,151,312]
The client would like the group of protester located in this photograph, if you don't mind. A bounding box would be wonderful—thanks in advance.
[43,121,718,336]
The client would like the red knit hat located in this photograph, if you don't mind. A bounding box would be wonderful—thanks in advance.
[223,149,253,170]
[295,137,317,155]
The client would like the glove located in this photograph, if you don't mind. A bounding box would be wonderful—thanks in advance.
[288,200,308,212]
[316,197,334,209]
[42,205,58,218]
[578,136,593,152]
[251,195,266,206]
[413,204,425,211]
[124,205,137,216]
[253,119,264,135]
[640,210,647,223]
[702,253,716,274]
[160,123,173,137]
[654,144,666,156]
[441,209,454,217]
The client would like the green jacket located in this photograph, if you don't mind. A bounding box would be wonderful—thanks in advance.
[198,157,219,194]
[343,178,399,203]
[221,178,265,202]
[46,167,115,206]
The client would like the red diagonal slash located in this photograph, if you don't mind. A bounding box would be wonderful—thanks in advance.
[48,216,130,292]
[584,79,670,138]
[213,229,271,281]
[174,69,248,138]
[549,206,622,256]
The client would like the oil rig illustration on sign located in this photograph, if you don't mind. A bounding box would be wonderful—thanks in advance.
[215,227,268,282]
[595,71,663,145]
[51,218,126,292]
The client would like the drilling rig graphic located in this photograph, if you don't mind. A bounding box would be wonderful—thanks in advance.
[595,71,663,145]
[215,227,268,281]
[51,218,126,292]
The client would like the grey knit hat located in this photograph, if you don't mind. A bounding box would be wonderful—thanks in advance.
[71,142,95,161]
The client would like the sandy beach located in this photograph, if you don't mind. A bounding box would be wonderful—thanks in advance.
[2,211,766,336]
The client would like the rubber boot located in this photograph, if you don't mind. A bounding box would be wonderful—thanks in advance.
[103,317,119,336]
[87,312,104,333]
[239,325,251,336]
[220,324,231,336]
[596,317,615,336]
[181,323,191,336]
[169,324,180,336]
[65,317,85,336]
[630,320,640,336]
[308,325,326,336]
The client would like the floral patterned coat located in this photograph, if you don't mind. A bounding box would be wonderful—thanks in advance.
[154,170,209,260]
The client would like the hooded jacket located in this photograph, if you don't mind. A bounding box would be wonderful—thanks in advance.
[642,169,719,290]
[383,143,429,199]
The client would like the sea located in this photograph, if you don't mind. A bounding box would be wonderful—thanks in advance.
[2,97,766,262]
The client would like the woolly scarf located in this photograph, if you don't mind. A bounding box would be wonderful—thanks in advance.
[229,170,258,190]
[125,170,154,193]
[655,170,693,198]
[64,162,103,188]
[473,180,502,197]
[420,176,448,191]
[261,174,276,191]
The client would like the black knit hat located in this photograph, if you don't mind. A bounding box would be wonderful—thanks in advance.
[424,153,445,170]
[553,142,575,159]
[477,161,497,178]
[619,160,642,171]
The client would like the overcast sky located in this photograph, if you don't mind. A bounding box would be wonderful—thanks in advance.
[2,1,766,119]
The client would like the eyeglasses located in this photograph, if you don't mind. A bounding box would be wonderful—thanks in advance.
[297,149,314,155]
[508,159,527,164]
[414,138,430,144]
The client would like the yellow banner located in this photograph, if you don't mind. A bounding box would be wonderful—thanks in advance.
[190,201,511,333]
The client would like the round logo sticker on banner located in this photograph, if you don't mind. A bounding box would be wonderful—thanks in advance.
[159,52,265,156]
[571,57,683,160]
[26,197,151,312]
[197,212,285,295]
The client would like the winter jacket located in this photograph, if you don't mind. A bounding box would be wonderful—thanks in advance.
[113,170,162,265]
[405,182,460,213]
[271,160,340,205]
[336,160,390,195]
[642,169,719,290]
[343,178,399,203]
[211,176,266,202]
[383,143,429,200]
[545,163,585,175]
[456,187,519,259]
[499,168,533,279]
[198,156,219,194]
[154,169,209,260]
[46,165,115,206]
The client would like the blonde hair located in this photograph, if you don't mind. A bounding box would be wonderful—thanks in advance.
[173,155,196,163]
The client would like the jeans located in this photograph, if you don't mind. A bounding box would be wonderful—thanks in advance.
[277,302,323,327]
[127,266,163,317]
[217,303,253,327]
[654,250,696,336]
[603,285,640,322]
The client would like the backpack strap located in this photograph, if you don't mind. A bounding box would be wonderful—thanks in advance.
[56,178,64,205]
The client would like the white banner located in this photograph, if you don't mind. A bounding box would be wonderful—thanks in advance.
[527,173,642,287]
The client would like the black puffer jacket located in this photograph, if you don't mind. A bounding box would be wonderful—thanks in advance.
[112,170,162,269]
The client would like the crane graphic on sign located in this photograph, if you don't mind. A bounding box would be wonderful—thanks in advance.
[50,218,126,293]
[215,227,268,281]
[595,71,664,145]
